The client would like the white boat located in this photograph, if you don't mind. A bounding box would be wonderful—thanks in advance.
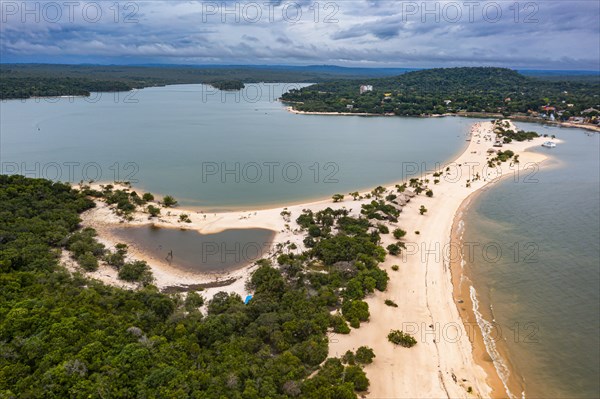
[542,141,557,148]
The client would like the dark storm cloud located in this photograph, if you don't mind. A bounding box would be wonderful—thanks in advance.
[0,0,598,69]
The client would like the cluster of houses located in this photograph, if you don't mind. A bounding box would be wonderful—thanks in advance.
[529,106,599,125]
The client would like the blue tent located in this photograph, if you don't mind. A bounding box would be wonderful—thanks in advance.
[244,295,253,305]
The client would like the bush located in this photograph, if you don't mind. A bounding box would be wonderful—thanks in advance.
[147,205,161,217]
[342,350,356,365]
[387,243,401,256]
[142,192,154,201]
[392,228,406,239]
[308,225,322,238]
[162,195,178,207]
[332,193,344,203]
[384,299,398,307]
[345,365,369,391]
[426,189,433,197]
[391,265,399,271]
[377,223,389,234]
[77,251,99,272]
[419,205,427,215]
[331,314,351,334]
[342,300,370,327]
[118,260,153,284]
[387,330,417,347]
[184,291,204,311]
[179,214,191,223]
[355,346,376,365]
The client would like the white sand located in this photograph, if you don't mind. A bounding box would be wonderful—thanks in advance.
[76,120,553,398]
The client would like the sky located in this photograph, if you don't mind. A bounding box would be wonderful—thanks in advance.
[1,0,599,70]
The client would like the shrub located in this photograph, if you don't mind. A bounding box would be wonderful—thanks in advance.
[391,265,399,271]
[384,299,398,307]
[77,251,99,272]
[308,225,322,238]
[162,195,178,207]
[147,205,161,217]
[345,365,369,391]
[332,193,344,203]
[142,192,154,201]
[331,315,351,334]
[419,205,427,215]
[118,260,153,284]
[179,214,191,223]
[377,223,389,234]
[426,189,433,197]
[387,330,417,347]
[342,300,370,328]
[342,350,356,365]
[392,228,406,239]
[355,346,376,365]
[387,243,401,256]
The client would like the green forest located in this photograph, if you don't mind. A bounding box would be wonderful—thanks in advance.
[281,67,600,118]
[0,64,388,100]
[0,175,408,398]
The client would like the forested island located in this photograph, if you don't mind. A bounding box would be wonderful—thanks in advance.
[281,67,600,123]
[0,175,409,398]
[208,80,246,91]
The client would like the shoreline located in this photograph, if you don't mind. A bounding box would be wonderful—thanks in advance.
[449,143,560,399]
[286,105,600,133]
[75,120,553,398]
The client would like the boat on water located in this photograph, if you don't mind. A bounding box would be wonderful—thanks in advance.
[542,141,557,148]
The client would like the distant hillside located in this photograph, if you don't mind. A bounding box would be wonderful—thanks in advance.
[0,64,408,99]
[281,67,600,117]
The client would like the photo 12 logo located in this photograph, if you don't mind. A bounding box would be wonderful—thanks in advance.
[200,1,340,24]
[1,1,140,24]
[1,161,140,183]
[201,161,340,184]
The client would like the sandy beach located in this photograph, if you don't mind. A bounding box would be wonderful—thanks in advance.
[76,120,553,398]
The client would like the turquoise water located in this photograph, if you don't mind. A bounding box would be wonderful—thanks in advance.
[463,123,600,398]
[0,84,477,210]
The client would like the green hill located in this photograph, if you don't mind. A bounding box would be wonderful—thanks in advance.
[281,67,599,117]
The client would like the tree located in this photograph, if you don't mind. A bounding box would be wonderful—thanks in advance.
[387,330,417,347]
[419,205,428,215]
[142,192,154,201]
[77,251,99,272]
[147,205,161,217]
[184,291,204,311]
[392,228,406,239]
[332,194,344,203]
[349,191,360,200]
[355,346,376,365]
[162,195,178,207]
[376,224,389,234]
[426,189,433,197]
[118,260,153,284]
[387,243,401,256]
[341,300,370,328]
[345,365,369,391]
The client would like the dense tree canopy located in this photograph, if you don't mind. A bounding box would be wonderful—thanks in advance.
[281,67,600,118]
[0,175,390,398]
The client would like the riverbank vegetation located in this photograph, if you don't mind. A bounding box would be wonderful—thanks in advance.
[1,175,397,397]
[281,67,600,120]
[0,64,401,100]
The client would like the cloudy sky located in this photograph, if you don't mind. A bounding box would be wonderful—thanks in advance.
[1,0,599,69]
